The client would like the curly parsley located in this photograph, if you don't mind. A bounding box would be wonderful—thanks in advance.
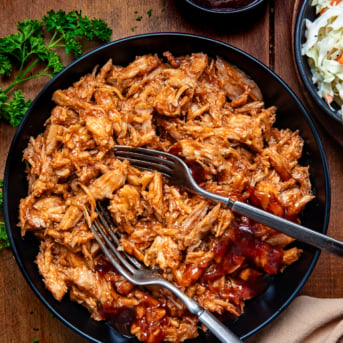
[0,180,9,250]
[0,222,9,250]
[0,10,112,126]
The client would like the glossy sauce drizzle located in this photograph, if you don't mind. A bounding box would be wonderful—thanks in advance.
[96,259,168,343]
[132,293,168,343]
[99,304,136,336]
[202,219,283,298]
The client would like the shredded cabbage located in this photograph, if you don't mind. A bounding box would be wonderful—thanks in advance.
[301,0,343,118]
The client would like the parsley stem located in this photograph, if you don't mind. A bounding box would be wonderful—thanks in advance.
[3,56,54,94]
[13,73,53,84]
[19,58,40,80]
[4,62,52,94]
[47,34,64,50]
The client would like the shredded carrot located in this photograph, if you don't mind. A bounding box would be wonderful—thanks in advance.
[326,94,333,104]
[321,0,342,14]
[336,53,343,64]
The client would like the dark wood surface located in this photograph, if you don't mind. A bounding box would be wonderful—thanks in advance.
[1,0,343,342]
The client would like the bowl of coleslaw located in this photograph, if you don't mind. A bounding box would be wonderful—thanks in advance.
[294,0,343,145]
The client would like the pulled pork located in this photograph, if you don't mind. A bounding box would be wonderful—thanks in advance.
[19,52,314,343]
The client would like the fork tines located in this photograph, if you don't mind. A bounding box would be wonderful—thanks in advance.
[89,203,141,278]
[114,145,174,176]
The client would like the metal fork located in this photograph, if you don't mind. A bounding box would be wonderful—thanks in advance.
[114,145,343,257]
[90,203,242,343]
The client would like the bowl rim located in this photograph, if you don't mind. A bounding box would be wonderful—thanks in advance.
[3,31,331,342]
[294,0,343,125]
[183,0,266,14]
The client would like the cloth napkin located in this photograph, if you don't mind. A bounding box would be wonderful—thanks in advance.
[245,296,343,343]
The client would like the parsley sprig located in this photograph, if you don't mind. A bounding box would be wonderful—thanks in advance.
[0,10,112,126]
[0,180,9,250]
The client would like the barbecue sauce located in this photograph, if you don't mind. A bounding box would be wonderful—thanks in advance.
[99,305,136,336]
[201,219,283,298]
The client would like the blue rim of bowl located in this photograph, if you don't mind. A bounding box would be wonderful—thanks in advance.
[183,0,266,14]
[3,32,331,342]
[294,0,343,125]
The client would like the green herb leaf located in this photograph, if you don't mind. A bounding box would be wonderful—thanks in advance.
[43,10,112,58]
[17,19,44,40]
[0,90,31,126]
[0,54,13,77]
[0,223,9,250]
[0,20,44,65]
[0,181,9,251]
[46,50,64,75]
[0,10,111,126]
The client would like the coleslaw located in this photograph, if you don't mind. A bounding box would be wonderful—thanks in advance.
[301,0,343,118]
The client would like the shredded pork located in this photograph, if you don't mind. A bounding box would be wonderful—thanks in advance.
[19,52,314,343]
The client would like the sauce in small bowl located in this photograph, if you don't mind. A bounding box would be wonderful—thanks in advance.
[190,0,259,11]
[179,0,267,27]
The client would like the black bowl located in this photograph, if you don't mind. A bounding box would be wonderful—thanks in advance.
[4,33,330,342]
[294,0,343,146]
[176,0,268,28]
[182,0,266,14]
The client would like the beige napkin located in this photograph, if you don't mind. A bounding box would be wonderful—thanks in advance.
[245,296,343,343]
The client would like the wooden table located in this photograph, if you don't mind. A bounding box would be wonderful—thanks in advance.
[1,0,343,342]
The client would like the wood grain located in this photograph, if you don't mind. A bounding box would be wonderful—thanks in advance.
[1,0,342,342]
[283,0,343,299]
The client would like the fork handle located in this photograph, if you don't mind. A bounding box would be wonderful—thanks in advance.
[198,310,242,343]
[159,280,242,342]
[231,200,343,256]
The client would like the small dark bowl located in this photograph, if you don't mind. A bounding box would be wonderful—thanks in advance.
[4,33,330,342]
[294,0,343,146]
[176,0,268,28]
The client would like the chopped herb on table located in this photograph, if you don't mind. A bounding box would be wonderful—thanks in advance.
[0,10,112,127]
[132,1,166,29]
